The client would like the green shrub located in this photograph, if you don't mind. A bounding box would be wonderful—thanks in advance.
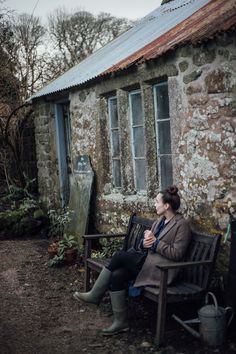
[0,195,48,238]
[47,207,72,237]
[91,237,124,259]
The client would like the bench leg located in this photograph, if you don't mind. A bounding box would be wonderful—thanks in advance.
[84,239,92,291]
[155,269,168,346]
[84,263,91,291]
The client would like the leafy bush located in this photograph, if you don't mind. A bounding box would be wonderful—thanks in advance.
[18,197,40,213]
[47,207,72,237]
[58,234,78,250]
[7,177,37,201]
[0,194,48,238]
[91,237,123,259]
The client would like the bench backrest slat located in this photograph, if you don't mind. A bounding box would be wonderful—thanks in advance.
[180,232,221,288]
[123,214,154,251]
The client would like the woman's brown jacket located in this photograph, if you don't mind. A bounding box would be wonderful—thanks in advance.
[133,213,191,288]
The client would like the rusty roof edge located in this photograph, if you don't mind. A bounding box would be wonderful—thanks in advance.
[142,2,236,62]
[99,0,236,77]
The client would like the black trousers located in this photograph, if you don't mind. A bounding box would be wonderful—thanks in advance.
[106,250,145,291]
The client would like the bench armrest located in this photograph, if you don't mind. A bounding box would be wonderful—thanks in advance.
[83,233,127,240]
[156,259,213,270]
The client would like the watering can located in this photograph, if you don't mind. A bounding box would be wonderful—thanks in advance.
[172,292,234,346]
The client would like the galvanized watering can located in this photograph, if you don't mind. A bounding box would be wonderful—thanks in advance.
[172,292,234,346]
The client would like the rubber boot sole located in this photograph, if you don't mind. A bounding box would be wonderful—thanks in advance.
[73,292,99,305]
[101,327,129,336]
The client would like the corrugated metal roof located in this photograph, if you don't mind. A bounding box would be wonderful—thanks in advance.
[106,0,236,72]
[30,0,235,100]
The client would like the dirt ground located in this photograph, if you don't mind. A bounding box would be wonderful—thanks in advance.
[0,237,236,354]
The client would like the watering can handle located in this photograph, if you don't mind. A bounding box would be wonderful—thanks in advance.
[205,292,218,311]
[225,307,234,327]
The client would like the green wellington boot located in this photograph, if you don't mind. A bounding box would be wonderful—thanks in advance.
[73,267,111,305]
[102,290,129,336]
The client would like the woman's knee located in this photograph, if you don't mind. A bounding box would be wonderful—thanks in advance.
[107,250,127,271]
[110,268,126,291]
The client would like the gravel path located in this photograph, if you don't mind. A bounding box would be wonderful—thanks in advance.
[0,238,235,354]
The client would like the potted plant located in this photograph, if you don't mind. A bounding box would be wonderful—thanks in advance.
[59,234,78,262]
[47,241,59,259]
[47,207,75,265]
[48,235,78,267]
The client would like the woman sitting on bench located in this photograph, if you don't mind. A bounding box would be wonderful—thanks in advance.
[73,185,191,336]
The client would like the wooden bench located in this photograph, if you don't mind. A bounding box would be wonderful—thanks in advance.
[83,213,221,346]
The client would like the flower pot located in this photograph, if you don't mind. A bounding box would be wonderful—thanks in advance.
[64,248,77,263]
[48,242,59,259]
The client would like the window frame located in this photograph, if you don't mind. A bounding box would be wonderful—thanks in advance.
[153,82,173,190]
[107,95,122,189]
[129,89,146,192]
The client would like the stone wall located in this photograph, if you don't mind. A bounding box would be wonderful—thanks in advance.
[34,101,59,207]
[33,31,236,235]
[170,33,236,232]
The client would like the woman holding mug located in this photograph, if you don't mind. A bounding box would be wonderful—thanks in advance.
[74,185,191,335]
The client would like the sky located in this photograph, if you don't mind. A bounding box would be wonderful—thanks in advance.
[4,0,162,22]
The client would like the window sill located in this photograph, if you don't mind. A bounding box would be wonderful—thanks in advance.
[102,192,148,205]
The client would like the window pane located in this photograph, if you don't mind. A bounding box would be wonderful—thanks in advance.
[133,126,145,157]
[112,160,121,188]
[155,84,170,119]
[135,159,146,191]
[157,120,171,154]
[111,130,120,157]
[131,93,143,125]
[159,156,173,189]
[109,98,118,128]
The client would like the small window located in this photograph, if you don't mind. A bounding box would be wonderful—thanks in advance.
[108,96,121,188]
[154,82,173,189]
[129,90,146,191]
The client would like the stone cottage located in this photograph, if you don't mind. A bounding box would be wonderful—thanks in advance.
[30,0,236,235]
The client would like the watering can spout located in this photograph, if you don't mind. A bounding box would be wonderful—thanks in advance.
[172,314,200,339]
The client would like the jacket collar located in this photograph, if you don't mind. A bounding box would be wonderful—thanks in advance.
[154,213,182,240]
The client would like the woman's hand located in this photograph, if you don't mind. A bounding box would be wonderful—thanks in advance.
[143,230,156,248]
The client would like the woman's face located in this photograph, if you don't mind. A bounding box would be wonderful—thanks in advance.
[155,193,169,216]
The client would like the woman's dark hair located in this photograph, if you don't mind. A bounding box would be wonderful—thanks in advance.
[160,185,180,211]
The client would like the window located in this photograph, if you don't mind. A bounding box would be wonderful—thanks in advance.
[129,90,146,191]
[108,96,121,188]
[154,82,173,189]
